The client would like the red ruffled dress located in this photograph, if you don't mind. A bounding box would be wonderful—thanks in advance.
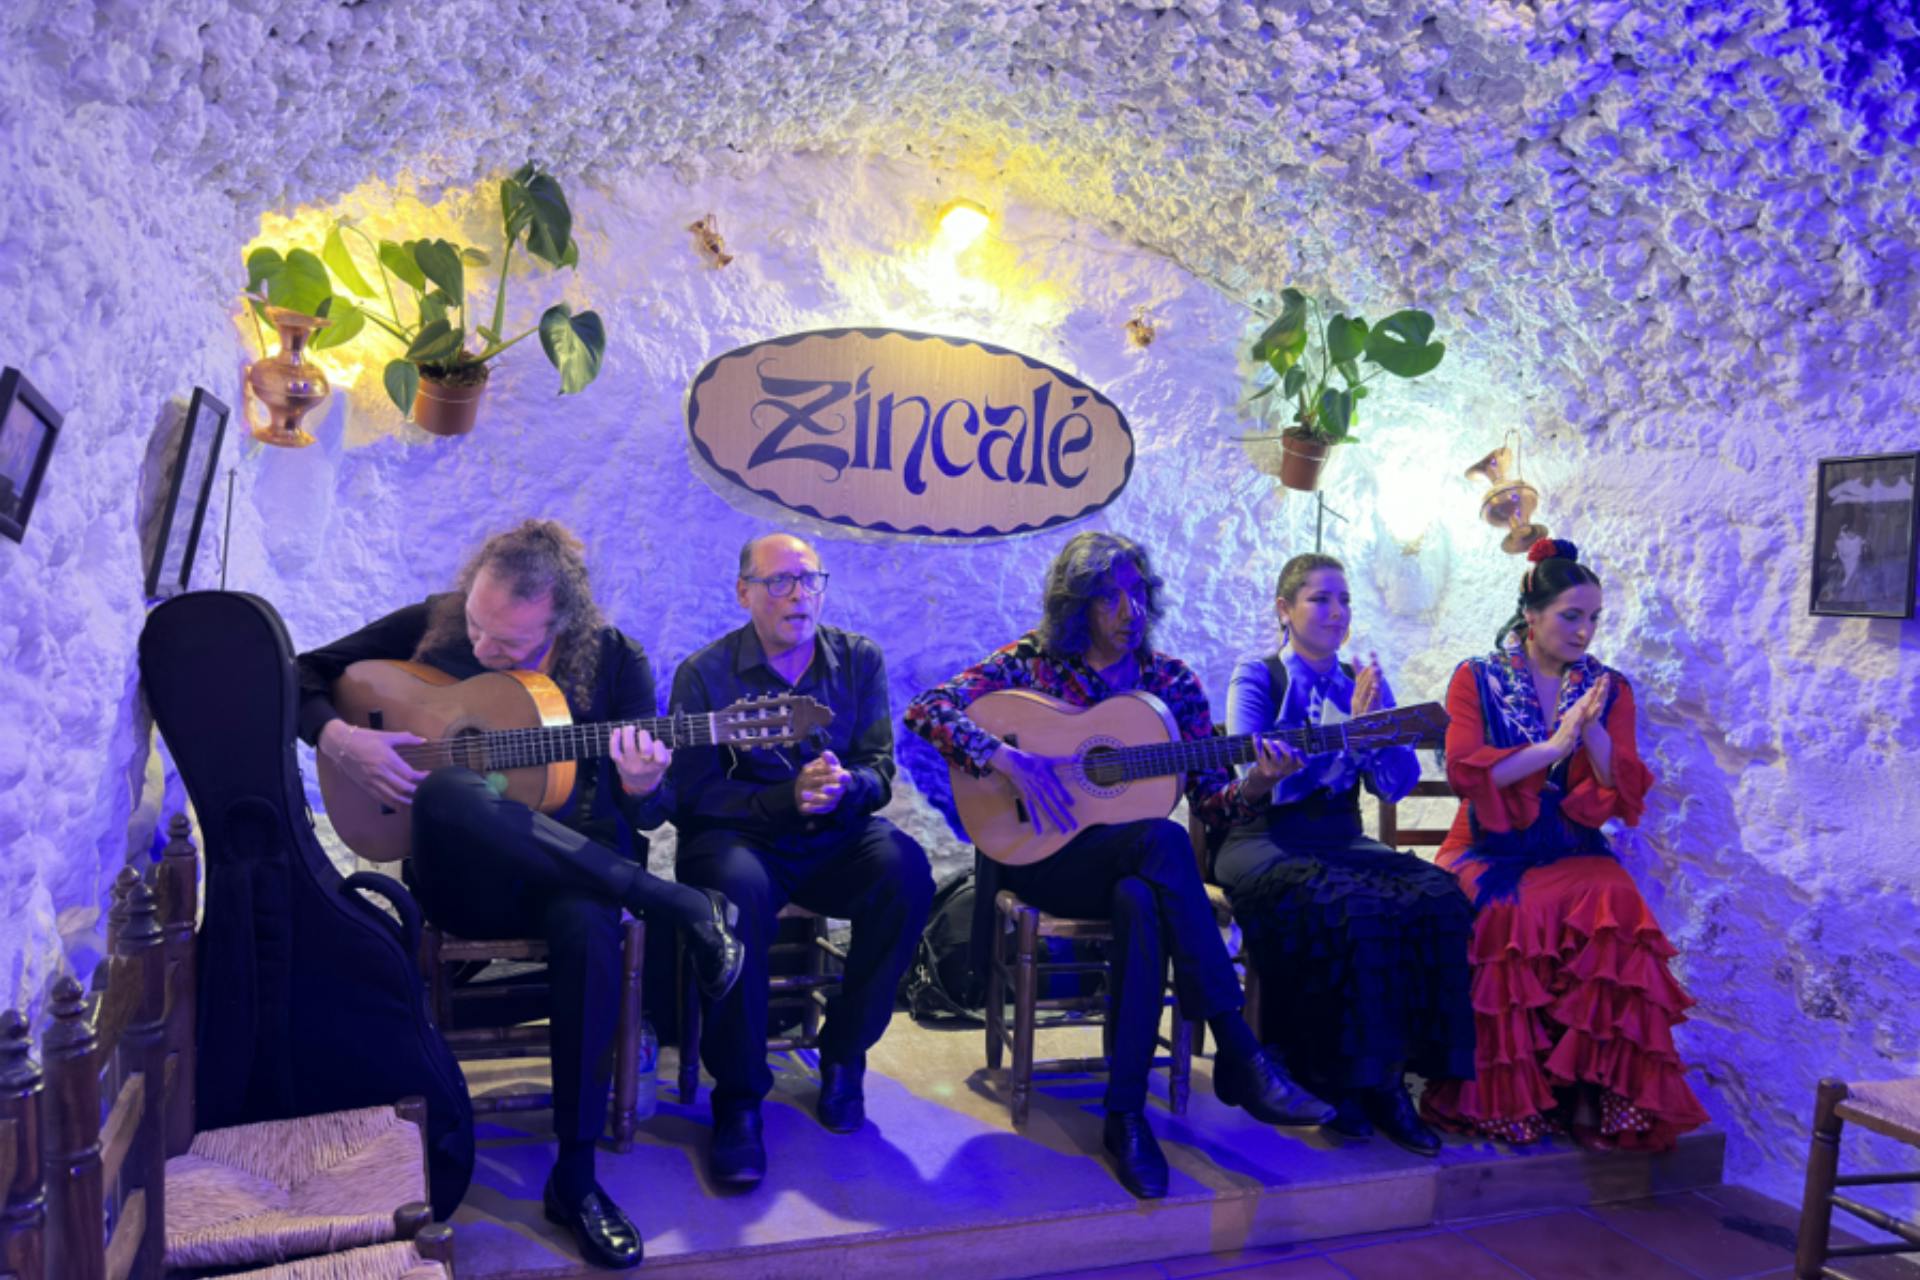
[1420,658,1710,1151]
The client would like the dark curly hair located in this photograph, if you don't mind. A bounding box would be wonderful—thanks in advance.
[415,519,608,706]
[1037,531,1164,659]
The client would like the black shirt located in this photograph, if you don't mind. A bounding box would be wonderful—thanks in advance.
[666,623,895,843]
[294,593,669,853]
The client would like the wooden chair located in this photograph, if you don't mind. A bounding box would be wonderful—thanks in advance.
[675,905,846,1105]
[0,1009,42,1279]
[1378,778,1458,852]
[984,875,1193,1129]
[418,914,647,1151]
[1186,809,1257,1046]
[1794,1076,1920,1277]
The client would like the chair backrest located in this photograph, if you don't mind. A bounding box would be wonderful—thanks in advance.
[155,815,199,1160]
[1378,778,1458,850]
[0,1009,43,1279]
[43,867,170,1280]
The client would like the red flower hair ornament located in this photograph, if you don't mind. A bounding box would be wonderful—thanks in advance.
[1527,537,1579,564]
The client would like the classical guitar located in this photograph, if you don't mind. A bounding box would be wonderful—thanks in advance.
[949,689,1448,866]
[318,659,833,862]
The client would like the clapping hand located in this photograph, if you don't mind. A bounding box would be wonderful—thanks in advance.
[1351,651,1385,717]
[1549,673,1610,758]
[796,751,853,815]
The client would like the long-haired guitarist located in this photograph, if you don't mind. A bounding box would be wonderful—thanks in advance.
[904,531,1337,1200]
[295,518,742,1271]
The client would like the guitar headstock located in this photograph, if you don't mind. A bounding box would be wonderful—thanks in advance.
[1347,702,1449,750]
[714,694,835,748]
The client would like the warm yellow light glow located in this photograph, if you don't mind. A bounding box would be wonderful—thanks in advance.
[933,199,991,254]
[1377,457,1450,549]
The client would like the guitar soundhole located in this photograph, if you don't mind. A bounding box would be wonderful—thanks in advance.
[1077,741,1129,798]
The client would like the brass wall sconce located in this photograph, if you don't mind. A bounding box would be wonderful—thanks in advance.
[1125,308,1156,348]
[1465,433,1549,553]
[688,214,733,268]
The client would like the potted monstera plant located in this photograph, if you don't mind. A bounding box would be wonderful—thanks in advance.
[242,162,606,437]
[1244,288,1446,491]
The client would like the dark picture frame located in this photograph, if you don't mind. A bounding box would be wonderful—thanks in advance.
[1810,451,1919,619]
[0,366,62,544]
[145,388,231,598]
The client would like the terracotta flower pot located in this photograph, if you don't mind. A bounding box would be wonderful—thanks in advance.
[1278,431,1332,492]
[412,367,490,437]
[246,307,332,448]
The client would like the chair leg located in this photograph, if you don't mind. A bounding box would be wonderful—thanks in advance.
[985,915,1007,1073]
[420,926,451,1030]
[804,917,826,1046]
[610,917,644,1153]
[1010,906,1040,1129]
[1795,1078,1850,1279]
[677,932,702,1106]
[1242,963,1263,1046]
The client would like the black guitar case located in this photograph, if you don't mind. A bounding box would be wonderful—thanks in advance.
[138,591,474,1218]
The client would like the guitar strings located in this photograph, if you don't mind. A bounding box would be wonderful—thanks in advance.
[385,708,800,771]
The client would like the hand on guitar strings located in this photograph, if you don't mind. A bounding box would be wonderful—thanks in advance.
[1351,651,1385,717]
[611,724,672,797]
[321,718,426,807]
[1244,733,1306,800]
[989,744,1078,835]
[796,751,852,815]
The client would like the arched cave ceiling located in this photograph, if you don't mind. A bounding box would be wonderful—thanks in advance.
[14,0,1920,431]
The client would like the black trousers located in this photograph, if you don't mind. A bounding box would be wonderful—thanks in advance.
[1001,818,1243,1113]
[409,769,647,1148]
[677,816,935,1110]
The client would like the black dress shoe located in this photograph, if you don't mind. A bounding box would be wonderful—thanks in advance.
[688,889,746,1001]
[1325,1090,1374,1142]
[709,1103,766,1187]
[1368,1081,1443,1157]
[543,1172,643,1270]
[816,1059,866,1134]
[1102,1110,1169,1199]
[1214,1047,1338,1126]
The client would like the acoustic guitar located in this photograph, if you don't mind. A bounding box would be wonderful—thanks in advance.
[318,659,832,862]
[949,689,1448,866]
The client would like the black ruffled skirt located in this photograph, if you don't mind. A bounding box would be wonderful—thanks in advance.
[1216,806,1476,1093]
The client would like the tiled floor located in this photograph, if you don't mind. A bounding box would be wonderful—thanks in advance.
[1038,1182,1920,1280]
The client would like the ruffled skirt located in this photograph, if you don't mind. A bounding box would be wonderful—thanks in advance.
[1421,853,1711,1150]
[1222,830,1477,1092]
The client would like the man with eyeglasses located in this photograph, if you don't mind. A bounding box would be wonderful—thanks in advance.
[905,530,1336,1200]
[667,532,934,1187]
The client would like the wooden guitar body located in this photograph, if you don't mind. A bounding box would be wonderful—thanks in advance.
[950,689,1184,866]
[317,661,574,863]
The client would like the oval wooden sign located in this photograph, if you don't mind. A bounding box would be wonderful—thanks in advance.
[686,328,1134,538]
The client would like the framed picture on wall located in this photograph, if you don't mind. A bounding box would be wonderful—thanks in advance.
[1810,451,1919,619]
[0,366,62,544]
[145,388,231,598]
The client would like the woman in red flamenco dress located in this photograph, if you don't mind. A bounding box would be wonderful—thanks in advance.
[1420,539,1711,1152]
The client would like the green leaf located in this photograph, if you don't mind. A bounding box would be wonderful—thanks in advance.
[1327,314,1368,363]
[538,304,606,394]
[1318,387,1353,440]
[245,247,284,294]
[267,248,333,316]
[413,238,465,304]
[558,237,579,270]
[476,325,501,345]
[1281,365,1308,398]
[501,176,532,243]
[460,247,491,267]
[379,239,427,292]
[1245,383,1275,403]
[1251,287,1309,365]
[323,225,377,297]
[1365,309,1446,378]
[519,171,575,269]
[384,359,421,417]
[310,299,365,350]
[406,318,464,364]
[1336,358,1361,386]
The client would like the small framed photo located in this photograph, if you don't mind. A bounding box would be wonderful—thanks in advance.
[0,367,62,544]
[145,388,231,598]
[1810,451,1919,619]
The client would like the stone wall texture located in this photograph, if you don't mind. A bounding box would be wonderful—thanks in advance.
[1,0,1916,1208]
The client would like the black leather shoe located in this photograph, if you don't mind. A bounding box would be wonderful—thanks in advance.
[816,1059,866,1134]
[1102,1110,1169,1199]
[709,1103,766,1187]
[1325,1090,1374,1142]
[688,889,745,1001]
[1369,1081,1443,1157]
[1214,1047,1337,1126]
[543,1172,643,1270]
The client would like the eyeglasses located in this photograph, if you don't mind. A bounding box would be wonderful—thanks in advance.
[743,570,830,598]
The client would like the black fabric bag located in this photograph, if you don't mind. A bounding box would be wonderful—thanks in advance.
[139,591,475,1219]
[901,870,987,1024]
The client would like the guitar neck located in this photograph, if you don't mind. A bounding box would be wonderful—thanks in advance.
[480,713,721,770]
[1103,723,1341,783]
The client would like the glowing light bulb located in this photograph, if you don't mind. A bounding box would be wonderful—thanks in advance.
[933,199,990,254]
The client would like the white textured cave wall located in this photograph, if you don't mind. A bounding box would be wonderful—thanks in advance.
[2,0,1918,1211]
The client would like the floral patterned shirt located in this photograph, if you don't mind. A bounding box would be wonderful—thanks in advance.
[904,631,1262,831]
